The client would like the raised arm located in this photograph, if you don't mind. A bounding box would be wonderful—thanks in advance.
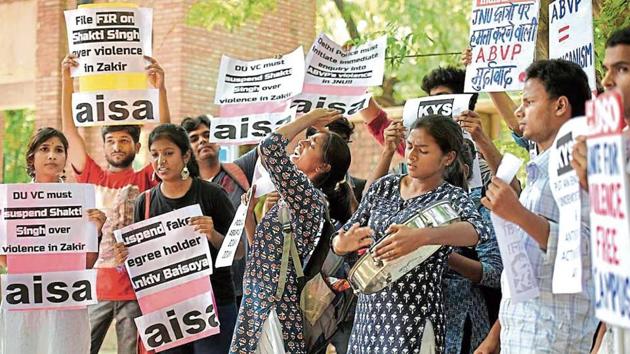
[364,120,405,192]
[144,56,170,123]
[61,54,88,172]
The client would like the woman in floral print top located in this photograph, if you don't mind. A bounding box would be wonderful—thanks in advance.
[230,108,352,354]
[333,115,491,354]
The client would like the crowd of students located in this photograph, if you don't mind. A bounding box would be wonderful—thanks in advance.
[0,25,629,354]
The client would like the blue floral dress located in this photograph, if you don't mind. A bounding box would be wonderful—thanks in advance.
[229,133,326,354]
[343,175,490,354]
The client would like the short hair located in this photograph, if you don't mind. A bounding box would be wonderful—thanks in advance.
[606,27,630,48]
[421,66,479,110]
[181,115,211,133]
[101,125,141,143]
[525,59,591,117]
[305,117,355,140]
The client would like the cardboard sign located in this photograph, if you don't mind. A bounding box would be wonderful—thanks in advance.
[0,183,98,254]
[465,0,541,92]
[114,205,213,298]
[492,153,540,302]
[549,0,596,92]
[1,269,98,310]
[291,92,371,116]
[208,108,295,145]
[135,292,220,352]
[215,200,249,268]
[586,91,630,328]
[71,88,160,127]
[64,7,152,77]
[214,47,305,105]
[548,117,588,294]
[304,34,386,87]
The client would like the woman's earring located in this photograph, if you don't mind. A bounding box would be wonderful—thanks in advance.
[181,166,190,180]
[58,169,67,183]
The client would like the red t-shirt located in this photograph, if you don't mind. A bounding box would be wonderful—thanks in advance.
[366,108,406,157]
[74,155,157,300]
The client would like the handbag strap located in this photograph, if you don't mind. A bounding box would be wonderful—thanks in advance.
[275,203,304,301]
[144,190,151,220]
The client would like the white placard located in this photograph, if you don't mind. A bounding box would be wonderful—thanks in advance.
[304,33,386,87]
[402,94,474,128]
[135,292,220,352]
[214,47,305,105]
[291,92,371,116]
[1,269,98,310]
[114,205,213,298]
[209,108,295,145]
[549,117,587,294]
[252,158,276,198]
[215,200,249,268]
[586,91,630,328]
[549,0,596,92]
[64,7,152,77]
[0,183,98,254]
[71,89,160,127]
[465,0,541,92]
[492,153,541,302]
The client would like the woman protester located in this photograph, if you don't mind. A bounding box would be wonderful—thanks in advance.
[332,115,491,354]
[0,128,106,354]
[114,124,240,354]
[230,108,351,354]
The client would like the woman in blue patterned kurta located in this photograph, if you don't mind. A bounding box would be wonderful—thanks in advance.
[229,108,352,354]
[333,115,491,354]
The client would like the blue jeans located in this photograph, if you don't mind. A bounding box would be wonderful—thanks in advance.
[161,302,237,354]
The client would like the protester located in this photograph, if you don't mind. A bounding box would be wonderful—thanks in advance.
[229,108,351,354]
[0,128,106,354]
[114,124,239,353]
[571,26,630,354]
[478,59,597,353]
[333,115,490,354]
[181,115,258,307]
[61,53,171,354]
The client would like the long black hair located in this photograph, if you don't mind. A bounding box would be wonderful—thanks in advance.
[311,131,352,224]
[148,124,200,178]
[26,127,69,179]
[409,115,468,190]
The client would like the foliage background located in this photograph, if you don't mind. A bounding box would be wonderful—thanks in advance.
[2,109,34,183]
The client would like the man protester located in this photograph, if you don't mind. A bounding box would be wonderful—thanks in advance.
[571,26,630,354]
[478,59,598,353]
[181,115,257,306]
[61,54,171,354]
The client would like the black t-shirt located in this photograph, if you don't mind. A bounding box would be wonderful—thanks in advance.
[134,178,237,305]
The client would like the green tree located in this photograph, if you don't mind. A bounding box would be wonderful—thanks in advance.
[3,109,35,183]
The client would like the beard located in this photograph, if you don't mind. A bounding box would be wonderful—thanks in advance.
[106,151,136,168]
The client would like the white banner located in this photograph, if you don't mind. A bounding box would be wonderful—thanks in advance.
[71,89,160,127]
[135,292,220,352]
[304,33,386,87]
[549,117,587,294]
[492,153,540,302]
[291,92,370,116]
[114,205,213,298]
[402,94,473,128]
[214,47,305,105]
[215,201,248,268]
[252,158,276,198]
[1,269,98,310]
[64,7,152,77]
[549,0,596,92]
[208,108,295,145]
[465,0,540,92]
[402,94,482,188]
[586,91,630,328]
[0,183,98,254]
